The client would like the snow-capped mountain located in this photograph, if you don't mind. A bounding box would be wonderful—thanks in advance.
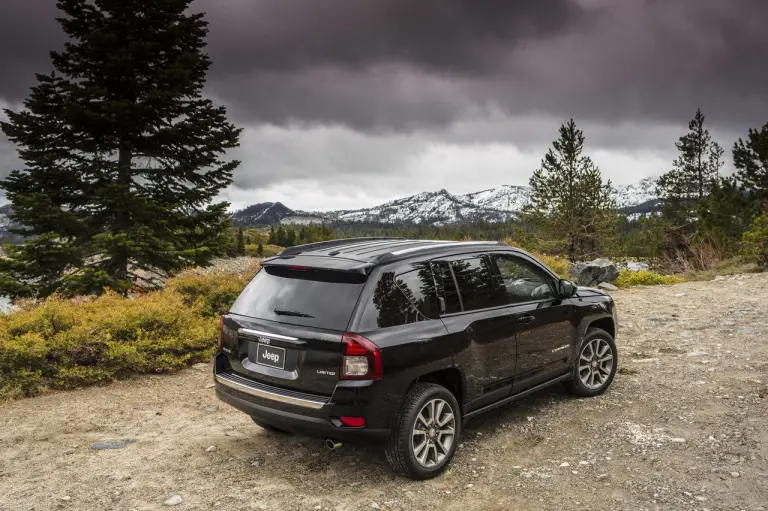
[231,202,298,226]
[318,179,657,226]
[325,188,518,225]
[614,177,657,209]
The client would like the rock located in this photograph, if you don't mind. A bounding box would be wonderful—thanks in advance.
[687,350,708,357]
[63,449,75,455]
[91,439,136,450]
[670,437,686,443]
[205,383,216,389]
[560,462,570,467]
[465,484,474,488]
[730,471,740,478]
[164,495,183,506]
[205,445,216,452]
[370,503,381,510]
[61,496,71,501]
[201,405,218,413]
[620,261,649,272]
[598,282,619,291]
[569,259,620,287]
[192,363,209,371]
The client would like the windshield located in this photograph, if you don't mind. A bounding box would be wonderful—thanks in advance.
[229,266,367,331]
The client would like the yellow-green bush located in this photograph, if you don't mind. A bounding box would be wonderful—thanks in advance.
[614,269,686,289]
[244,244,282,258]
[502,238,570,278]
[165,262,260,317]
[534,253,570,278]
[0,262,264,400]
[0,290,219,399]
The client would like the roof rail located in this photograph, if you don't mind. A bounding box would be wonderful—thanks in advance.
[278,237,406,257]
[376,241,505,262]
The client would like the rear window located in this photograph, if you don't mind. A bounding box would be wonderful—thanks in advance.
[230,266,366,330]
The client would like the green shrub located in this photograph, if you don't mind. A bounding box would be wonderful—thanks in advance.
[614,269,686,288]
[0,288,220,399]
[740,213,768,268]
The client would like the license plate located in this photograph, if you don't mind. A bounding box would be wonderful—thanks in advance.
[255,343,286,370]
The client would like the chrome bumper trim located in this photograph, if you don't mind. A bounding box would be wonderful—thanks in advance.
[215,372,328,410]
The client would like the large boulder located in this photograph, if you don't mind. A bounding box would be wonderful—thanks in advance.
[568,258,620,287]
[619,261,649,272]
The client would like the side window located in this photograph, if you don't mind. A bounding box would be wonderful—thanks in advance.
[449,256,507,311]
[358,266,437,330]
[491,254,556,304]
[431,261,462,314]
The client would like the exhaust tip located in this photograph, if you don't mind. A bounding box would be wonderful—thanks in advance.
[325,438,342,450]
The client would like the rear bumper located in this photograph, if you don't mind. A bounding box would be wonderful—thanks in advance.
[213,354,394,442]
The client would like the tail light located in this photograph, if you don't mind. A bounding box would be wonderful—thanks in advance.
[217,315,225,352]
[340,333,382,380]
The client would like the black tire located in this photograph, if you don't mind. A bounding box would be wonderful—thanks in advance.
[564,327,618,397]
[385,383,461,480]
[251,417,291,434]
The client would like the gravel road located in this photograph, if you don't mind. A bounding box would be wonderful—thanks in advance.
[1,274,767,510]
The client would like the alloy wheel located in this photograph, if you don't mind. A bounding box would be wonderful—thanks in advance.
[579,338,614,390]
[411,398,456,468]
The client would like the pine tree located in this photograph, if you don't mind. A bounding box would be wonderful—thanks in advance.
[657,109,724,213]
[525,119,616,261]
[267,227,277,245]
[733,122,768,212]
[276,226,287,247]
[236,228,246,256]
[285,226,296,247]
[0,0,240,298]
[257,243,264,258]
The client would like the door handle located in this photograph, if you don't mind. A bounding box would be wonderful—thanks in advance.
[516,314,535,324]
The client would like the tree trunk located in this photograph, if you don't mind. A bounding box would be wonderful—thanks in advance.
[113,144,133,289]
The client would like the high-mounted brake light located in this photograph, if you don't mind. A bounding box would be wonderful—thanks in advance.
[340,333,382,380]
[288,265,308,271]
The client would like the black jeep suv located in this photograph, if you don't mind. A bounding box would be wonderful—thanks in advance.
[214,238,618,479]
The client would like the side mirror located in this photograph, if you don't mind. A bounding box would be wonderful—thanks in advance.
[558,279,577,298]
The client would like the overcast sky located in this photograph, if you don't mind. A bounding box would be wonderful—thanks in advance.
[1,0,767,211]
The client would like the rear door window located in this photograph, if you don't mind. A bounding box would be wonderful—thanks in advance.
[230,266,366,330]
[431,261,462,314]
[449,256,507,311]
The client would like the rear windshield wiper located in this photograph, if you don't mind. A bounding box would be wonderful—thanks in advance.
[273,308,315,318]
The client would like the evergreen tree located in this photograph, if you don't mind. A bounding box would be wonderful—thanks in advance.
[0,0,240,298]
[657,109,724,213]
[525,119,616,261]
[276,226,287,247]
[257,242,264,258]
[285,226,296,247]
[697,176,751,252]
[733,122,768,212]
[267,226,277,245]
[236,228,246,256]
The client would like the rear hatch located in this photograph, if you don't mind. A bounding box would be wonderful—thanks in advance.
[221,264,367,396]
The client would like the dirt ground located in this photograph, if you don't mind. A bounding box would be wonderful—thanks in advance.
[1,274,767,511]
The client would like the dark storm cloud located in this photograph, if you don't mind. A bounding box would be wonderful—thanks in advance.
[1,0,767,131]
